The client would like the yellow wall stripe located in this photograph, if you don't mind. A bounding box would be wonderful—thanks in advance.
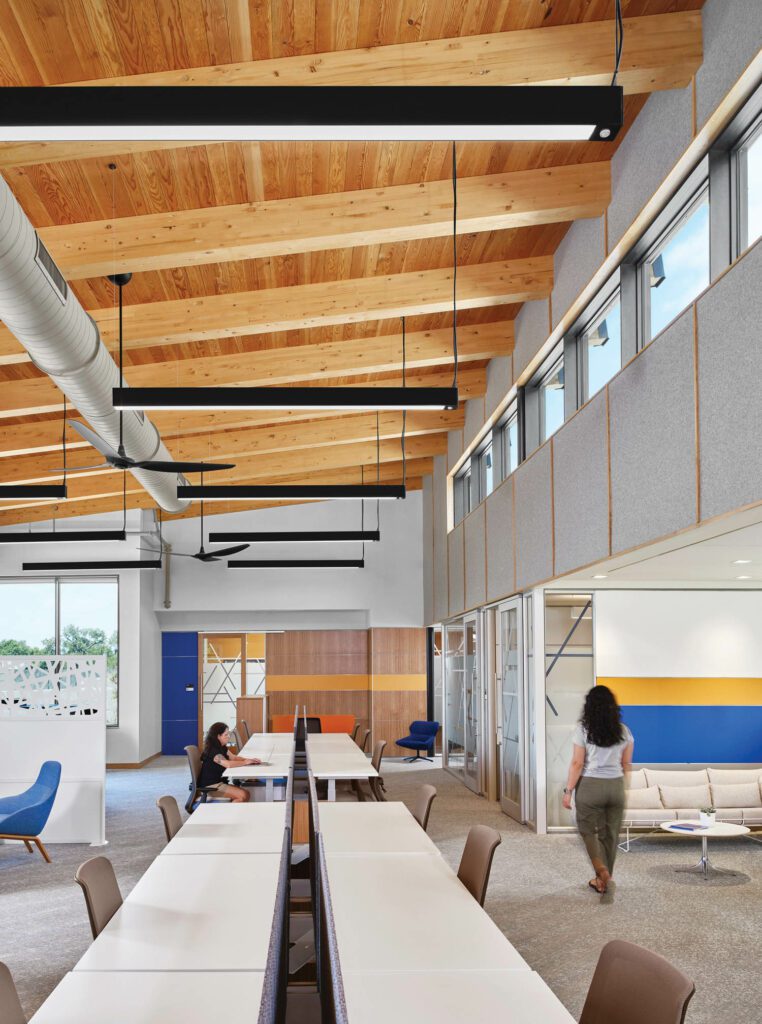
[372,674,427,692]
[599,677,762,707]
[266,674,369,692]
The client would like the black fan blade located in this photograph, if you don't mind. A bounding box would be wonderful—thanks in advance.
[68,420,121,460]
[194,551,222,562]
[46,463,110,472]
[208,543,250,558]
[136,460,236,474]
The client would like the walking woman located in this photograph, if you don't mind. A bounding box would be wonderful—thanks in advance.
[562,685,633,894]
[198,722,261,803]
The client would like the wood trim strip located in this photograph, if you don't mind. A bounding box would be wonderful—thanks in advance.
[107,751,161,770]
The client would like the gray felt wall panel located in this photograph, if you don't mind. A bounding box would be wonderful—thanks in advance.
[609,308,697,553]
[432,455,449,623]
[464,506,487,611]
[514,444,553,589]
[513,299,550,382]
[552,390,610,576]
[464,396,486,450]
[486,355,512,419]
[697,242,762,520]
[551,217,606,330]
[485,478,515,602]
[448,523,465,617]
[447,427,463,472]
[696,0,762,132]
[422,474,434,625]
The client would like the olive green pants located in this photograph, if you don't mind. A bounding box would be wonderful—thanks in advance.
[575,776,625,874]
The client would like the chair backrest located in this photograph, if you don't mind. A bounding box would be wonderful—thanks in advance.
[240,719,252,742]
[361,728,371,753]
[412,784,437,832]
[371,740,386,772]
[185,744,202,785]
[0,963,25,1024]
[580,940,695,1024]
[350,723,360,743]
[409,720,440,739]
[306,716,322,734]
[229,728,242,752]
[457,825,501,907]
[36,760,62,794]
[75,856,123,939]
[156,795,183,843]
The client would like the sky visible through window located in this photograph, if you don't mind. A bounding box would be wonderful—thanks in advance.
[649,198,709,339]
[586,295,622,399]
[542,361,565,440]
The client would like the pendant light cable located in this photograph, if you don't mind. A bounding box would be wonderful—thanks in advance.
[61,394,67,486]
[452,141,458,390]
[611,0,624,87]
[400,313,407,489]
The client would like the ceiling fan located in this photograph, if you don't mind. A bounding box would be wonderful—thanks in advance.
[50,272,235,476]
[141,483,249,562]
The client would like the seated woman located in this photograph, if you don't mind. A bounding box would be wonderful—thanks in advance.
[199,721,261,803]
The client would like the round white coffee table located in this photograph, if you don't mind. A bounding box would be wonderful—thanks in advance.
[661,820,749,879]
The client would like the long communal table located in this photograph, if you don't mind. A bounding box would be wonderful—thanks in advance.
[224,731,295,799]
[161,800,287,855]
[307,731,378,800]
[317,799,575,1023]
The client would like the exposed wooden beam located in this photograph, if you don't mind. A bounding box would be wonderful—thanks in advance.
[0,361,487,422]
[39,163,609,280]
[0,140,206,170]
[0,459,429,526]
[0,259,547,363]
[69,14,701,95]
[0,436,439,512]
[1,410,461,484]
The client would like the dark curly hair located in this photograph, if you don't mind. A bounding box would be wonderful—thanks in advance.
[203,722,229,758]
[580,685,624,748]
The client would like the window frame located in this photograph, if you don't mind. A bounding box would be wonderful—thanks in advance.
[0,575,120,727]
[476,437,494,502]
[575,272,623,404]
[732,111,762,257]
[497,401,520,480]
[538,351,565,443]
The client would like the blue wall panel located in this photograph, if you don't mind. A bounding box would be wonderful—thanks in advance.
[622,706,762,764]
[161,632,198,754]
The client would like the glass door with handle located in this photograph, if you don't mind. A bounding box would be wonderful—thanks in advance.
[462,613,483,794]
[496,599,527,821]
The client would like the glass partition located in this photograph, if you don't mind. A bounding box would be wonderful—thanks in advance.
[443,621,465,775]
[544,593,595,829]
[463,615,481,793]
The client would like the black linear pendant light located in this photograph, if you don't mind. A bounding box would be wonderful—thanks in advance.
[228,559,365,568]
[178,483,404,501]
[23,475,161,571]
[210,530,380,543]
[0,85,623,143]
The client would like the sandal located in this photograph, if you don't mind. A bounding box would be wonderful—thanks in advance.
[588,878,605,893]
[595,866,611,893]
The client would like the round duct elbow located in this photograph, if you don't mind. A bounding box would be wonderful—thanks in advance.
[0,176,190,515]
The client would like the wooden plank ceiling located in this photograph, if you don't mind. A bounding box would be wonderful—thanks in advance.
[0,0,703,526]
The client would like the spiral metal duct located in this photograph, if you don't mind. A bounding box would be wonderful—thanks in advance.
[0,175,189,513]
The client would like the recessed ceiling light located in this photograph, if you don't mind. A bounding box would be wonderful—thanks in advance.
[736,575,752,580]
[733,559,752,565]
[592,574,608,579]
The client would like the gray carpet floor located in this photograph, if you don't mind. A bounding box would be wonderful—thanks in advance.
[1,757,760,1023]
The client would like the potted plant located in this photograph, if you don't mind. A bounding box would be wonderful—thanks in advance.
[699,806,716,827]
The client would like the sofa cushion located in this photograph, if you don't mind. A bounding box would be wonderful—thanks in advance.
[742,807,762,825]
[625,785,663,809]
[623,808,676,823]
[710,782,762,808]
[645,769,709,788]
[659,784,711,809]
[626,769,647,790]
[716,809,745,823]
[707,767,762,786]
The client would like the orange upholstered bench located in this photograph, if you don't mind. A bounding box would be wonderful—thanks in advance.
[270,713,355,734]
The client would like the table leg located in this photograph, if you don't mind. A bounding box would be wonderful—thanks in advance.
[327,779,336,802]
[675,836,739,879]
[266,778,274,801]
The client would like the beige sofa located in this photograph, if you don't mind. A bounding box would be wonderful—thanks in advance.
[623,767,762,838]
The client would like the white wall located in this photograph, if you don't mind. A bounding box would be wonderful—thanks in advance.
[154,492,424,629]
[595,590,762,678]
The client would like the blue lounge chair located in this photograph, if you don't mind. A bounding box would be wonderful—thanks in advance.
[396,721,440,762]
[0,760,61,863]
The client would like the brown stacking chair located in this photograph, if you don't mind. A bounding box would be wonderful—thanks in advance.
[412,784,437,832]
[156,795,183,843]
[184,744,231,813]
[369,740,387,801]
[240,719,252,742]
[360,728,371,753]
[0,963,25,1024]
[350,723,360,744]
[229,728,242,753]
[580,940,695,1024]
[457,825,501,907]
[75,856,123,939]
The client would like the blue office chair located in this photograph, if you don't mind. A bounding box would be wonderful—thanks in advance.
[0,760,61,863]
[396,721,439,762]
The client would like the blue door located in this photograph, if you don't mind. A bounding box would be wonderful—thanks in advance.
[161,632,198,754]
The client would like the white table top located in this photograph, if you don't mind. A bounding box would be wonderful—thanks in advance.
[161,801,287,855]
[74,853,280,972]
[30,971,265,1024]
[308,741,377,780]
[239,733,294,758]
[325,852,529,973]
[224,752,293,780]
[661,819,750,837]
[342,970,573,1024]
[319,802,440,856]
[308,734,357,749]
